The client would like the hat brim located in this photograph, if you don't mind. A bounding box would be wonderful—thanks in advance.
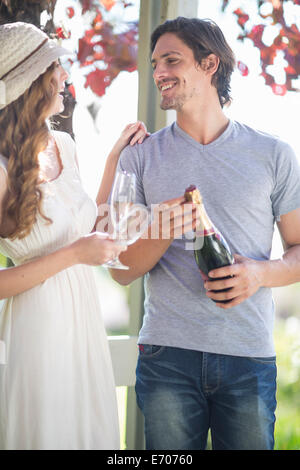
[0,39,72,110]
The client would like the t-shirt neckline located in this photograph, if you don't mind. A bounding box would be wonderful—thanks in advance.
[173,119,234,150]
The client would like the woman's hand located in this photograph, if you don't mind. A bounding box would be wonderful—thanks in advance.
[110,121,150,157]
[71,232,127,266]
[95,121,149,209]
[0,233,126,299]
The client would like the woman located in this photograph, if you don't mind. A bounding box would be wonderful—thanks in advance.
[0,22,148,450]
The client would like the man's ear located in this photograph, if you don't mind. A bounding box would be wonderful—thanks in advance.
[200,54,220,75]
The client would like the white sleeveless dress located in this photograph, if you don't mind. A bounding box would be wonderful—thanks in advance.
[0,131,120,450]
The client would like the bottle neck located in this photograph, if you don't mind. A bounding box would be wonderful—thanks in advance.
[196,203,215,237]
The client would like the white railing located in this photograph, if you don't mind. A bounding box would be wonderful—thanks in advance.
[0,333,139,376]
[108,335,138,387]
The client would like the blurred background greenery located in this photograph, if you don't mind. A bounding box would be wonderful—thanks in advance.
[0,253,6,267]
[273,297,300,450]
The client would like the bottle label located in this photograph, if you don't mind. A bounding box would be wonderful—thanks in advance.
[197,227,215,237]
[198,268,209,281]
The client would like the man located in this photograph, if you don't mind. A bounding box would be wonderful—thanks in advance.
[110,17,300,450]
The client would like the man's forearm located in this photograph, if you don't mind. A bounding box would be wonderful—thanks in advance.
[261,244,300,288]
[109,234,173,285]
[109,196,198,285]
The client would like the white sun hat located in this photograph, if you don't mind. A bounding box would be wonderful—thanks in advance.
[0,22,71,110]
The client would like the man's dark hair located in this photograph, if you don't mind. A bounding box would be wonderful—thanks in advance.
[151,17,236,107]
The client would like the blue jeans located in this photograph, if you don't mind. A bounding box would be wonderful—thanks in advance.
[135,345,277,450]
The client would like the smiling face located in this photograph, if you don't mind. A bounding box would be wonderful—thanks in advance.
[46,60,69,118]
[151,32,210,112]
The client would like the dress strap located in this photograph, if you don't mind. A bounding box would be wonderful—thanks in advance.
[51,131,76,165]
[51,130,81,178]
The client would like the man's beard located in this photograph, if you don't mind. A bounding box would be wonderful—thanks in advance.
[160,92,187,111]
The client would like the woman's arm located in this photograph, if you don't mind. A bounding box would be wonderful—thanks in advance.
[0,232,127,300]
[0,169,126,299]
[95,122,148,206]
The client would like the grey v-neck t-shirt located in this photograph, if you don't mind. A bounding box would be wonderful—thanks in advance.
[118,120,300,357]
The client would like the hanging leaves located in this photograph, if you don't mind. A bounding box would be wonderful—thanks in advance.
[76,17,137,96]
[74,0,138,98]
[85,68,111,96]
[233,8,249,28]
[0,0,138,119]
[224,0,300,95]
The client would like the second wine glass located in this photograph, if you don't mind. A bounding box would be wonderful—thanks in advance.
[102,170,151,270]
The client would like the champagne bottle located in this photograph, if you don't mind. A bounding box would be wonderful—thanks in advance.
[184,185,234,303]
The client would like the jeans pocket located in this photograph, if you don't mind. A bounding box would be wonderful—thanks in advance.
[138,344,165,358]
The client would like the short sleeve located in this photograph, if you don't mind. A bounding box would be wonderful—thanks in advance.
[271,141,300,221]
[112,144,146,206]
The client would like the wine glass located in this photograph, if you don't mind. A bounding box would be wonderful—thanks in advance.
[102,171,151,270]
[110,170,136,229]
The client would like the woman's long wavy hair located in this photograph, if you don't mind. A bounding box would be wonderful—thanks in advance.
[0,62,58,240]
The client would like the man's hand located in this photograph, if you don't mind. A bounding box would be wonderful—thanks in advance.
[152,196,199,239]
[109,196,200,285]
[204,254,265,309]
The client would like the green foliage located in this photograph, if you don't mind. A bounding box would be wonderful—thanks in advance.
[274,318,300,450]
[0,253,6,267]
